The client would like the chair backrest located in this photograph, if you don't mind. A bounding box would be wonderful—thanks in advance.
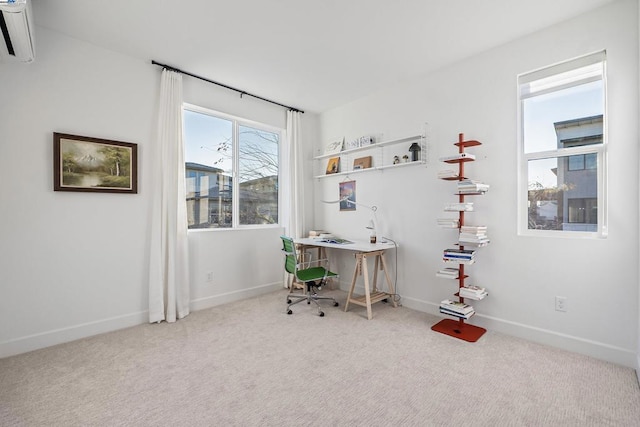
[280,236,297,275]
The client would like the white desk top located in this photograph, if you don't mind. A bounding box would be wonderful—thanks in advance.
[294,237,396,253]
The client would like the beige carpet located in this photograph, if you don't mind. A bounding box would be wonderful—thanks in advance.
[1,289,639,426]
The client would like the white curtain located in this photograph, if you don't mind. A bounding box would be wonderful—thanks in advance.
[282,110,305,287]
[148,69,190,323]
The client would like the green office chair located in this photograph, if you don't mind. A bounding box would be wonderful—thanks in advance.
[281,236,339,316]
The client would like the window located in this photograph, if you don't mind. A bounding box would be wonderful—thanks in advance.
[518,51,606,236]
[183,105,281,229]
[568,153,597,171]
[568,198,597,224]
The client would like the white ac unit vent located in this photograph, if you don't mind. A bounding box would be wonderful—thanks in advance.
[0,0,34,63]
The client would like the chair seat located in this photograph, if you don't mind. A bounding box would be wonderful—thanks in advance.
[296,267,338,283]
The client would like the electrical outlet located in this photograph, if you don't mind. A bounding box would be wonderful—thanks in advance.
[555,296,568,312]
[206,272,213,283]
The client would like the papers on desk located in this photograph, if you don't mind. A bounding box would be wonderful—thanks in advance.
[319,238,354,244]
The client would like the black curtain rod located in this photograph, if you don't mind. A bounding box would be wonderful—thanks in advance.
[151,60,304,114]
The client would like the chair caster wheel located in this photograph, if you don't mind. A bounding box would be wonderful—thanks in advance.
[287,299,292,304]
[307,301,311,304]
[287,310,292,315]
[319,312,324,317]
[334,302,339,307]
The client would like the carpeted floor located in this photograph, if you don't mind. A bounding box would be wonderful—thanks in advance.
[1,289,639,426]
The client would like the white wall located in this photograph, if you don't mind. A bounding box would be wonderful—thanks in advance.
[317,0,639,367]
[0,26,317,357]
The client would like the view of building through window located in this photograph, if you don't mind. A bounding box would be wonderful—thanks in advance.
[519,52,606,234]
[183,107,280,229]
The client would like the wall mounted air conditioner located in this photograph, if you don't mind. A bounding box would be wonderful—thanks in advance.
[0,0,34,62]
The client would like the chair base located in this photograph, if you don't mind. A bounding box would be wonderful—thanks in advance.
[286,282,339,316]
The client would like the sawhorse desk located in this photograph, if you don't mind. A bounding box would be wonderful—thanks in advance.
[294,238,397,320]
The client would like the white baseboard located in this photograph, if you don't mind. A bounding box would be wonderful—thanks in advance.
[190,282,283,312]
[0,311,148,359]
[1,282,283,359]
[400,295,638,369]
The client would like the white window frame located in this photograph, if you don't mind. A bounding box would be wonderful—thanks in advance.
[183,103,283,231]
[517,51,608,238]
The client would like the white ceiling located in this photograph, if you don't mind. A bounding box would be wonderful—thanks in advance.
[32,0,615,113]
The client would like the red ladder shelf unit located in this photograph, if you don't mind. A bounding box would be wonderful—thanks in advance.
[431,133,487,342]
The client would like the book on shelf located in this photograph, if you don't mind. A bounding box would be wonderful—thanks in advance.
[458,225,489,246]
[439,307,474,319]
[443,254,473,260]
[439,153,476,162]
[457,179,489,194]
[440,299,474,315]
[438,169,459,179]
[444,248,475,256]
[459,292,487,301]
[459,285,488,300]
[458,236,490,245]
[460,225,487,233]
[443,258,475,265]
[436,268,459,279]
[460,231,488,240]
[458,240,490,248]
[444,202,474,212]
[437,218,460,228]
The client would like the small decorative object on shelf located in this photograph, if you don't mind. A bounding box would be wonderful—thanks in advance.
[409,142,421,161]
[432,133,489,343]
[393,155,400,164]
[402,154,409,163]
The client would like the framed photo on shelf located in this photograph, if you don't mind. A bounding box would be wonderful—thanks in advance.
[353,156,372,170]
[344,138,360,150]
[53,132,138,194]
[324,138,344,155]
[326,157,340,174]
[359,135,375,146]
[339,180,356,211]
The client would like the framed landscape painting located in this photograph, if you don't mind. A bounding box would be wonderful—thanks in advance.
[53,133,138,193]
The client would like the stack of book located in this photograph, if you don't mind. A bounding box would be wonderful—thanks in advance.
[439,153,476,162]
[436,267,459,279]
[457,179,489,194]
[439,299,474,319]
[438,169,459,179]
[458,225,490,247]
[459,285,488,300]
[444,202,474,212]
[437,218,460,228]
[443,248,475,264]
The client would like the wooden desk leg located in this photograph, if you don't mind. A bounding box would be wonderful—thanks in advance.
[344,253,361,312]
[361,254,373,320]
[372,254,380,293]
[380,253,398,308]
